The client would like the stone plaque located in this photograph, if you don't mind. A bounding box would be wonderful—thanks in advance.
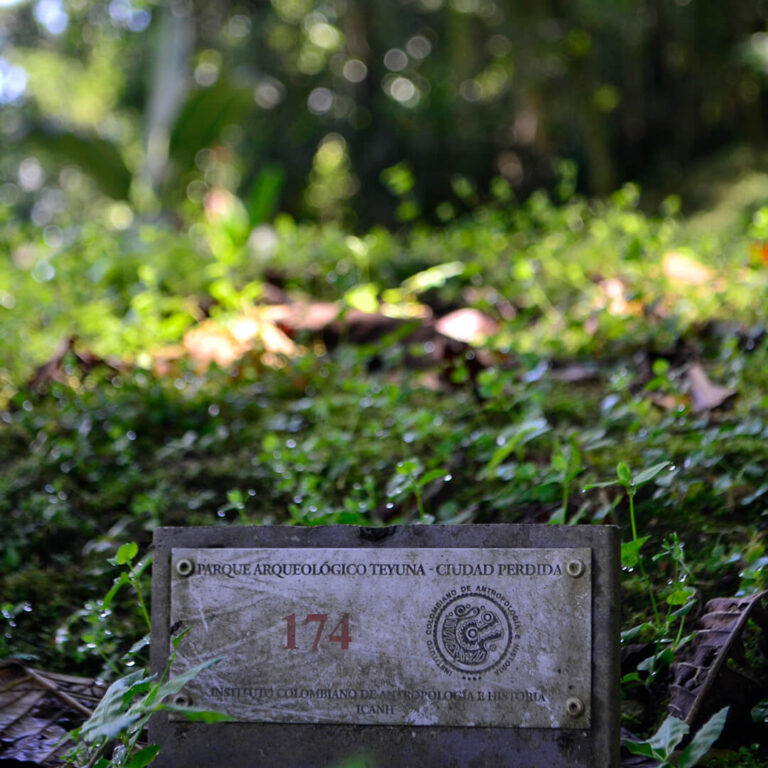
[150,524,619,767]
[169,547,591,728]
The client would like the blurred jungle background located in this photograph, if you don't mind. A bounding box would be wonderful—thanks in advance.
[4,0,768,232]
[4,0,768,766]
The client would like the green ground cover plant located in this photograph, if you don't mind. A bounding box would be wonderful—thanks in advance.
[2,184,768,764]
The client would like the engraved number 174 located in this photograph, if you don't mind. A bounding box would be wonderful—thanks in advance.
[282,613,352,650]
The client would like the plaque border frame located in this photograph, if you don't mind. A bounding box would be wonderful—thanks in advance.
[150,524,619,768]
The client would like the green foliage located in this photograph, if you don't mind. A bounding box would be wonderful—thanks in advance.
[51,540,230,768]
[389,458,449,523]
[751,698,768,723]
[587,461,699,698]
[3,0,768,226]
[623,707,730,768]
[2,180,768,758]
[702,744,766,768]
[66,628,227,767]
[587,461,674,626]
[2,0,768,756]
[4,180,768,396]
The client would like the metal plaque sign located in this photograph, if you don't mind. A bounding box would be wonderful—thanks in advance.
[150,525,620,768]
[170,547,591,728]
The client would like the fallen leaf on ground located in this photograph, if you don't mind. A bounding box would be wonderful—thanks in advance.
[0,661,106,766]
[594,278,641,316]
[551,364,602,383]
[182,321,245,368]
[265,302,341,332]
[177,313,302,371]
[669,591,768,728]
[27,338,123,392]
[434,308,499,344]
[662,251,714,286]
[686,364,736,412]
[648,393,688,412]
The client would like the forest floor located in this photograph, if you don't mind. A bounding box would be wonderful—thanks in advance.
[2,187,768,766]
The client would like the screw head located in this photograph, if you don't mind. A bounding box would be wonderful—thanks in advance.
[566,697,585,717]
[174,693,191,708]
[566,559,585,578]
[176,558,193,577]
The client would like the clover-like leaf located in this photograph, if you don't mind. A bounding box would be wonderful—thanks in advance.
[666,585,696,606]
[621,536,650,568]
[116,542,139,565]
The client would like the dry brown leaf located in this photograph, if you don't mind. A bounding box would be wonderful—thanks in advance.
[686,363,736,412]
[145,299,499,381]
[593,278,644,317]
[669,591,768,728]
[648,393,688,412]
[434,308,499,344]
[179,312,302,371]
[600,278,631,315]
[26,338,124,393]
[662,251,714,286]
[551,364,601,383]
[229,314,299,357]
[182,321,244,368]
[0,662,106,766]
[264,302,341,332]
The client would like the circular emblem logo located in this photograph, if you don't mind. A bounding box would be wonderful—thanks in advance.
[428,591,519,678]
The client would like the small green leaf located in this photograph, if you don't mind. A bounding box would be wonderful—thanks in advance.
[126,633,150,657]
[652,358,670,376]
[82,711,142,743]
[666,585,696,606]
[624,714,689,761]
[633,461,672,487]
[617,462,632,484]
[482,418,550,477]
[79,669,154,744]
[551,453,569,473]
[171,626,192,649]
[647,714,689,755]
[401,261,465,293]
[121,677,157,707]
[620,621,654,642]
[226,489,244,508]
[622,739,659,760]
[583,480,618,490]
[126,744,161,768]
[396,458,422,476]
[751,697,768,722]
[637,647,674,672]
[116,542,139,565]
[621,536,650,568]
[102,571,131,610]
[418,468,448,487]
[668,602,695,621]
[153,657,223,702]
[677,706,729,768]
[160,704,233,722]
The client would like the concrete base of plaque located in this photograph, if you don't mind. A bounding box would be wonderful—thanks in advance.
[150,524,619,767]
